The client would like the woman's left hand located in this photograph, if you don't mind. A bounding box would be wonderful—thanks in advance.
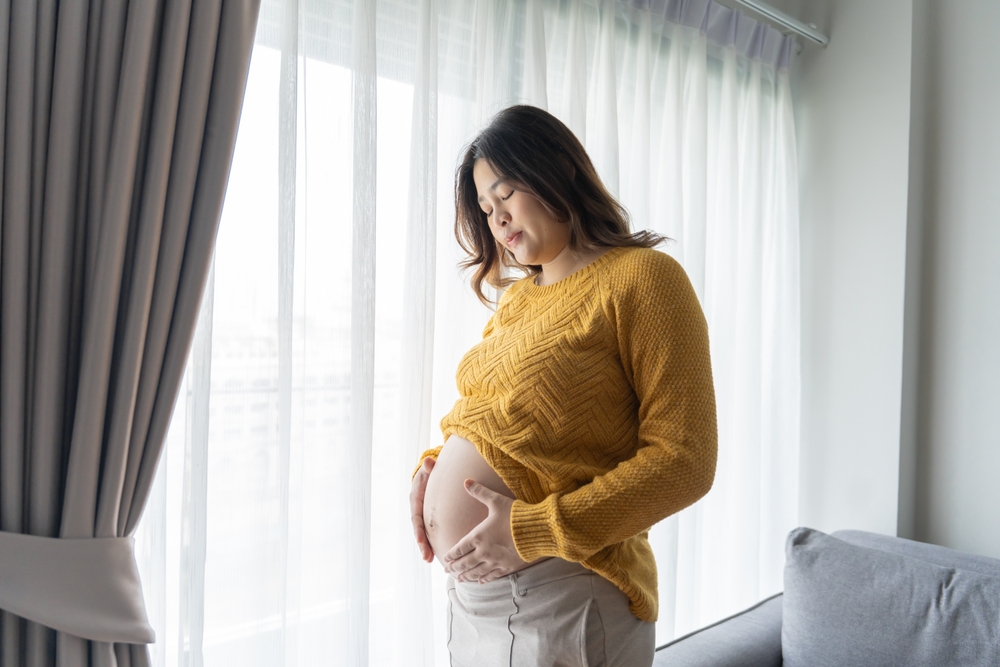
[442,479,529,583]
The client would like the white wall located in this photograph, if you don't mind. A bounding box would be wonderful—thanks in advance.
[906,0,1000,559]
[773,0,915,536]
[767,0,1000,557]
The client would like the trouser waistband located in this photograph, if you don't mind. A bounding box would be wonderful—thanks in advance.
[452,557,591,599]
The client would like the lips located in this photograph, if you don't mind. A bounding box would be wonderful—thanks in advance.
[505,231,522,247]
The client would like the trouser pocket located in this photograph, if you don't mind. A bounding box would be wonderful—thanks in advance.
[447,577,516,667]
[580,595,607,667]
[446,582,479,667]
[507,572,604,667]
[587,575,655,667]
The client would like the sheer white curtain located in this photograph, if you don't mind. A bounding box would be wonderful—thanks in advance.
[133,0,800,665]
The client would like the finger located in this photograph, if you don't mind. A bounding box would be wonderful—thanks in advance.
[411,461,432,501]
[410,521,433,562]
[409,480,426,518]
[443,545,485,575]
[411,521,433,562]
[409,488,431,556]
[446,552,481,576]
[478,568,506,584]
[443,536,477,565]
[410,505,433,563]
[456,560,489,583]
[463,479,500,506]
[410,458,434,503]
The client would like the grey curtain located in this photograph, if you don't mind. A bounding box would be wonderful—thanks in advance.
[0,1,260,665]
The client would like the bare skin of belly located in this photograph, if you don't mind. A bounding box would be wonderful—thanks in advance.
[423,435,545,573]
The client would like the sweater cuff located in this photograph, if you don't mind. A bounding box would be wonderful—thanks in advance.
[411,446,443,480]
[510,498,560,562]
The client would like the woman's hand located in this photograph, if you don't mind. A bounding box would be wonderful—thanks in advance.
[410,457,436,563]
[442,479,529,583]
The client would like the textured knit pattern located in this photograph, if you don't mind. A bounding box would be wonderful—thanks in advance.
[419,246,718,622]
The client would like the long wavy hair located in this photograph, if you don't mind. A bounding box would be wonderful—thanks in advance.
[455,105,666,305]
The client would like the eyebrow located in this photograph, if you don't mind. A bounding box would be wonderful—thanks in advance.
[477,179,504,203]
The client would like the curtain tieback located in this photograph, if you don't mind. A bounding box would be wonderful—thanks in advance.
[0,531,154,643]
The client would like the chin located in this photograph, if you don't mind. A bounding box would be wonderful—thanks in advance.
[509,249,530,265]
[512,245,543,264]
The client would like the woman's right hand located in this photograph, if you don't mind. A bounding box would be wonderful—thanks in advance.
[410,456,436,562]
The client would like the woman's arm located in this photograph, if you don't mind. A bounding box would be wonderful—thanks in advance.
[510,251,718,563]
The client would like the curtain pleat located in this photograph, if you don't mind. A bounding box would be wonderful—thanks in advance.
[275,0,300,663]
[392,0,438,664]
[759,62,800,597]
[560,0,588,142]
[522,0,547,109]
[475,0,517,125]
[124,0,223,535]
[349,0,377,665]
[621,12,652,228]
[2,0,38,662]
[30,0,89,661]
[180,259,214,667]
[132,1,800,665]
[587,0,619,193]
[681,30,708,299]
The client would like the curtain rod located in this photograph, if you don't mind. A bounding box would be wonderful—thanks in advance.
[732,0,829,47]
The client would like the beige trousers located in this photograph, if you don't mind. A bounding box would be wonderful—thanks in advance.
[445,558,655,667]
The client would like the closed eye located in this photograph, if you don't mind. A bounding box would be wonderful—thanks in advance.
[482,189,515,218]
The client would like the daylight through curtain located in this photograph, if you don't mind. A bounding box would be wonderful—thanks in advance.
[134,1,801,665]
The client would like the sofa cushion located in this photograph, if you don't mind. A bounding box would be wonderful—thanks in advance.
[782,527,1000,667]
[652,593,782,667]
[833,529,1000,578]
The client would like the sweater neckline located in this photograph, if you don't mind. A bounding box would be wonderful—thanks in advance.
[522,246,626,294]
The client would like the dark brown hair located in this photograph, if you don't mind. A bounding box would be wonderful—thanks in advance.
[455,105,666,305]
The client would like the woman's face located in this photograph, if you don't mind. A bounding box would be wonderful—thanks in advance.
[473,158,570,267]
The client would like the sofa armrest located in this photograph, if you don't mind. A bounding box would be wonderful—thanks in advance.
[653,593,783,667]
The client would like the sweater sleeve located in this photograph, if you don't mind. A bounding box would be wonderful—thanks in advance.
[510,250,718,562]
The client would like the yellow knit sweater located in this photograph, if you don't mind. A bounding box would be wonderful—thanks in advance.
[418,246,717,622]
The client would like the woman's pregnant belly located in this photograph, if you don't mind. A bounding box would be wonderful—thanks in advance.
[423,435,522,565]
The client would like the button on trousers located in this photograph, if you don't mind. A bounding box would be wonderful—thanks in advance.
[445,557,654,667]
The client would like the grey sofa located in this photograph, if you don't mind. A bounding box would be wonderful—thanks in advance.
[653,528,1000,667]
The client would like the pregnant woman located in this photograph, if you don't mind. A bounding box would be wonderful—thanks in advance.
[409,105,718,667]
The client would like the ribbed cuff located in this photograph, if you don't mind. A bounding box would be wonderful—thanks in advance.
[510,498,560,562]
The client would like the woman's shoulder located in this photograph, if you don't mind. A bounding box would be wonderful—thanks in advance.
[599,245,688,291]
[597,245,706,335]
